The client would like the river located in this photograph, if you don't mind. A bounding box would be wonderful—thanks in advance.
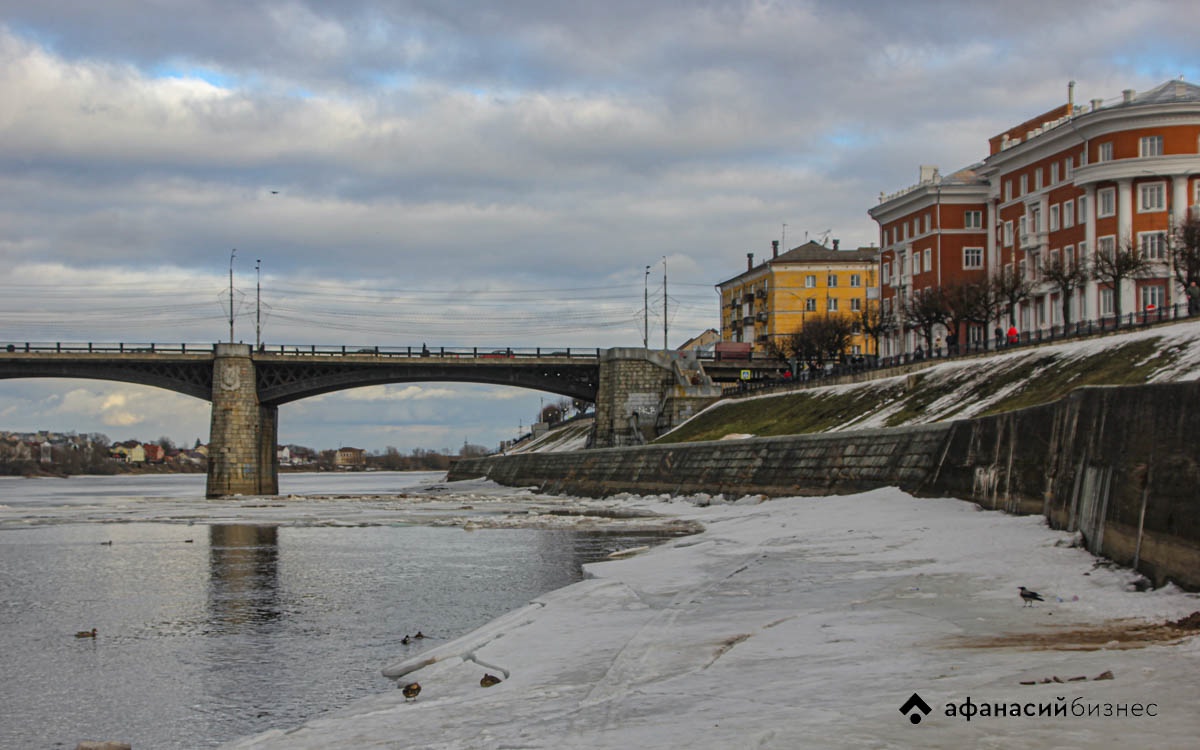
[0,471,681,749]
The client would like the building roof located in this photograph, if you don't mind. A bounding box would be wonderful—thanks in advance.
[770,240,880,265]
[716,241,879,287]
[1122,79,1200,107]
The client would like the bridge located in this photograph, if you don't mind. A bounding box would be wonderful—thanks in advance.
[0,342,727,497]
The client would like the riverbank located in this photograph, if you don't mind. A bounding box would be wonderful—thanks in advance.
[221,484,1200,749]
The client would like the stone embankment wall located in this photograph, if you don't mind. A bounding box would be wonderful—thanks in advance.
[451,381,1200,590]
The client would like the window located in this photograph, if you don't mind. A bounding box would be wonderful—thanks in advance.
[805,275,817,288]
[1005,181,1013,202]
[1098,188,1116,218]
[963,247,983,269]
[827,298,838,312]
[1020,174,1028,195]
[1063,245,1075,269]
[1141,285,1165,310]
[1035,168,1043,190]
[850,298,862,312]
[827,273,838,287]
[924,214,931,233]
[1139,182,1165,212]
[1003,220,1013,246]
[1098,142,1113,162]
[1098,236,1116,259]
[1065,155,1074,179]
[1049,204,1060,232]
[913,219,919,237]
[849,274,862,288]
[1139,135,1163,157]
[1078,240,1088,260]
[1078,195,1088,224]
[805,298,817,312]
[1030,207,1041,232]
[1140,231,1168,260]
[964,210,983,229]
[1051,162,1060,184]
[1100,287,1115,316]
[882,265,890,284]
[1063,199,1075,228]
[923,248,932,272]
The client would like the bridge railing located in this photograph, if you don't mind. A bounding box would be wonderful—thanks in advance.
[1,342,206,354]
[256,345,601,359]
[1,342,603,359]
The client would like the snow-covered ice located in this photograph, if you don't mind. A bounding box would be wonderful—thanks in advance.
[220,486,1200,749]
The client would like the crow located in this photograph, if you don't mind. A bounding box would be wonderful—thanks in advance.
[1019,586,1045,607]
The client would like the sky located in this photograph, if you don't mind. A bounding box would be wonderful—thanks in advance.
[1,0,1199,452]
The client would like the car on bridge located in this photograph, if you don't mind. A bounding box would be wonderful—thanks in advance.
[481,349,514,358]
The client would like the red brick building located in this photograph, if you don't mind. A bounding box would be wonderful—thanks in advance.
[869,80,1200,357]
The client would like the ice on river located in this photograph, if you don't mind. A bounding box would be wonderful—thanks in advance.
[220,485,1200,749]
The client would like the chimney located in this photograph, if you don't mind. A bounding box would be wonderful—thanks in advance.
[1068,80,1075,113]
[1091,98,1103,112]
[747,252,754,271]
[771,240,779,258]
[1123,88,1136,103]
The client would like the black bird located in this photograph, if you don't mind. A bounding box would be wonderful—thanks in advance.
[401,682,421,701]
[75,628,97,638]
[1019,586,1045,607]
[401,635,411,645]
[414,631,425,639]
[480,673,501,688]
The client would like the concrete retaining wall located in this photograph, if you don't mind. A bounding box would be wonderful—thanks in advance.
[451,381,1200,590]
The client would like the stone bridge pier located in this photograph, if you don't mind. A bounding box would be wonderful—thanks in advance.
[591,348,722,448]
[201,345,719,497]
[208,344,278,498]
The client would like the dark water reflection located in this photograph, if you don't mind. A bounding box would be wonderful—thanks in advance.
[0,518,681,749]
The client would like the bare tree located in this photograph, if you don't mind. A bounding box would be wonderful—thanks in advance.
[1171,213,1200,300]
[941,281,990,353]
[990,265,1033,328]
[1091,236,1153,325]
[1040,251,1090,329]
[856,300,894,358]
[805,313,857,363]
[903,287,950,353]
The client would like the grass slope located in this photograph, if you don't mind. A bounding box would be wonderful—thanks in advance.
[655,322,1200,445]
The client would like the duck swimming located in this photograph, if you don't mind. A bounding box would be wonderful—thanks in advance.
[75,628,97,638]
[480,674,502,688]
[401,682,421,701]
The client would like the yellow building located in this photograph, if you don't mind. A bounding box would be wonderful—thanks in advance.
[716,240,881,356]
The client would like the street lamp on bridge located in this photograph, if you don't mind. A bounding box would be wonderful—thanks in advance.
[229,248,237,343]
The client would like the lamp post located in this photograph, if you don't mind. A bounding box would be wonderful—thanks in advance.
[643,265,650,348]
[228,248,237,343]
[255,258,262,351]
[662,256,668,350]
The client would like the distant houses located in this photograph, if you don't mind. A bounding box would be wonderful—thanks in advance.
[334,447,367,471]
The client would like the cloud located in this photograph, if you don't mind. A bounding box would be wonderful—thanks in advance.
[0,1,1195,451]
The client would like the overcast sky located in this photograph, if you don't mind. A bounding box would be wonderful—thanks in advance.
[1,0,1197,453]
